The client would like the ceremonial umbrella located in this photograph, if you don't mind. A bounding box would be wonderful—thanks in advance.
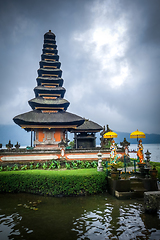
[130,129,146,142]
[103,131,118,138]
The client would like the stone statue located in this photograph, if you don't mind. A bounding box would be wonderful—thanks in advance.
[15,142,20,150]
[6,140,13,150]
[137,139,144,163]
[120,138,130,156]
[110,140,118,163]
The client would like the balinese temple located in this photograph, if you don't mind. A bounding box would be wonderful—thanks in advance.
[13,30,85,149]
[71,119,103,149]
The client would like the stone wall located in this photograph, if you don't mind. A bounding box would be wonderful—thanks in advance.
[0,148,125,163]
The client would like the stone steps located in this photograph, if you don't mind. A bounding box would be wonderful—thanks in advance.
[130,180,146,198]
[108,176,158,200]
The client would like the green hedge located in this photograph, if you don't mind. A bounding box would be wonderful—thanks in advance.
[0,169,107,196]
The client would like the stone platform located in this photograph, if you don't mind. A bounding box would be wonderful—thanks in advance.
[107,176,158,200]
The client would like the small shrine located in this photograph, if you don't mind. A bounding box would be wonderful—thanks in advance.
[71,119,102,149]
[13,30,85,149]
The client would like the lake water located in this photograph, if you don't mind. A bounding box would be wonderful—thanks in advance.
[128,144,160,162]
[0,193,160,240]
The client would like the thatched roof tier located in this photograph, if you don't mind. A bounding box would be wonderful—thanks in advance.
[28,97,70,110]
[43,43,57,49]
[34,86,66,98]
[44,39,56,44]
[42,48,58,55]
[41,54,59,61]
[13,111,85,130]
[39,60,61,69]
[36,77,64,87]
[37,68,62,78]
[71,119,103,133]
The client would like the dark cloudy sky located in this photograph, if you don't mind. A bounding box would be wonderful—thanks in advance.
[0,0,160,135]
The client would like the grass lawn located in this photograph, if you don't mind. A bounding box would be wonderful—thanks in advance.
[10,168,103,175]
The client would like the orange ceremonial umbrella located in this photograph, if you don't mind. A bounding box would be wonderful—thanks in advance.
[103,131,118,139]
[130,129,145,141]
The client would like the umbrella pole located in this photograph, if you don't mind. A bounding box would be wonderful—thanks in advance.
[124,155,126,174]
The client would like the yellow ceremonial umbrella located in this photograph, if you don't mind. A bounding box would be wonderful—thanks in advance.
[103,131,118,139]
[130,129,146,142]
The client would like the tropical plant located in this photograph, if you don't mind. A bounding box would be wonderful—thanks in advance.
[65,162,71,169]
[104,140,118,149]
[13,164,19,171]
[108,161,124,171]
[102,161,106,167]
[79,161,85,169]
[104,140,111,148]
[35,163,40,169]
[21,165,28,170]
[57,161,61,169]
[42,162,48,170]
[0,166,3,172]
[71,161,78,169]
[76,160,82,167]
[68,140,74,148]
[48,161,56,169]
[53,160,57,168]
[91,161,98,168]
[29,162,34,170]
[6,165,12,171]
[85,161,91,168]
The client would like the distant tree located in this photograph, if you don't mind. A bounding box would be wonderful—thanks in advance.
[69,140,74,148]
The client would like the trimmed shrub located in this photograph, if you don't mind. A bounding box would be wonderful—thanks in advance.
[0,169,107,196]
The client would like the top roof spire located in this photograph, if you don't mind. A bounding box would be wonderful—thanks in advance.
[44,30,55,39]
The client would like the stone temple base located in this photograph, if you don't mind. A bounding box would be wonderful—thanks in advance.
[107,177,158,199]
[0,149,125,162]
[144,191,160,213]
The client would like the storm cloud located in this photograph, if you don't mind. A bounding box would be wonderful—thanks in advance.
[0,0,160,135]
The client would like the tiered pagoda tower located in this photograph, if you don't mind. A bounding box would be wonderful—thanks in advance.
[13,30,85,148]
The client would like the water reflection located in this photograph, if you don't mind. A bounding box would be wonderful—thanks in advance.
[0,193,160,239]
[0,212,33,240]
[72,198,160,239]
